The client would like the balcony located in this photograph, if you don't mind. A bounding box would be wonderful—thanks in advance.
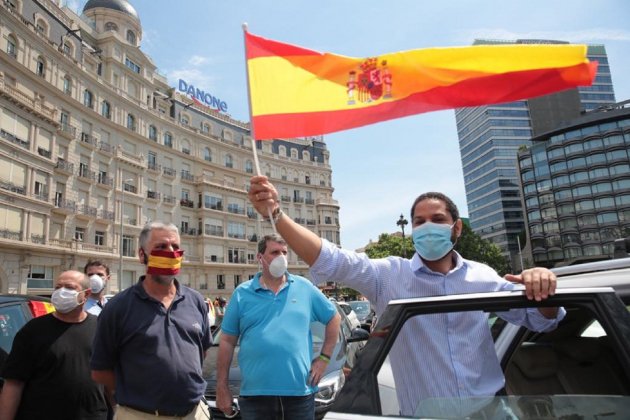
[281,195,292,203]
[98,142,113,154]
[182,148,191,155]
[293,197,304,203]
[247,211,257,219]
[227,233,246,240]
[96,174,113,188]
[0,179,25,195]
[204,203,223,211]
[147,162,161,172]
[248,234,258,242]
[96,209,115,221]
[163,195,176,205]
[163,167,176,177]
[77,166,96,182]
[55,158,74,174]
[205,226,224,237]
[227,206,245,215]
[306,219,317,226]
[147,190,161,200]
[52,198,76,214]
[0,229,21,241]
[205,255,225,263]
[305,198,315,205]
[123,183,137,193]
[37,147,51,159]
[32,191,49,202]
[116,147,144,168]
[77,204,98,219]
[181,170,195,182]
[80,132,97,147]
[180,198,194,208]
[0,80,56,122]
[0,129,29,149]
[181,227,197,236]
[30,234,46,244]
[58,122,77,140]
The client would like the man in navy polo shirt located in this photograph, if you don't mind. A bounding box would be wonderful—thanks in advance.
[91,222,211,419]
[216,234,341,420]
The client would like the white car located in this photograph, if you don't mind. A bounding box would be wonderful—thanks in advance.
[336,301,361,330]
[325,257,630,419]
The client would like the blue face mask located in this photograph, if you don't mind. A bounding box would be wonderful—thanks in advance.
[412,221,456,261]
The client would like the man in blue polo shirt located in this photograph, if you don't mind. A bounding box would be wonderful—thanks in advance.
[91,222,211,419]
[216,234,341,420]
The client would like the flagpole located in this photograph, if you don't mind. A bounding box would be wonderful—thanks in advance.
[242,23,277,235]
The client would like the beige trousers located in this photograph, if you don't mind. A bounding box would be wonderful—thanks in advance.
[114,402,210,420]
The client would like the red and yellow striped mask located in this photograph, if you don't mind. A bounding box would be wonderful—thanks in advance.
[147,249,184,276]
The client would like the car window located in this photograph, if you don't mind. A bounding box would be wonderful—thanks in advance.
[340,305,352,315]
[350,301,370,315]
[0,304,28,355]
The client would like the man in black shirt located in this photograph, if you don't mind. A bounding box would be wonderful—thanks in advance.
[0,270,107,420]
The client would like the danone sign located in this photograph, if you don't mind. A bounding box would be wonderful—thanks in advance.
[178,79,228,112]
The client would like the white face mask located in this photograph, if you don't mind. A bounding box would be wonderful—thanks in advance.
[89,274,105,293]
[263,254,288,278]
[51,287,86,313]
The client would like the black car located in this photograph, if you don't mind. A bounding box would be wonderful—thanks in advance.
[0,294,54,387]
[203,303,368,419]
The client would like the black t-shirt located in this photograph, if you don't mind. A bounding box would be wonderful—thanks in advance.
[2,313,107,420]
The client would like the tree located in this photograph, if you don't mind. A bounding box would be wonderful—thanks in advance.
[364,225,510,276]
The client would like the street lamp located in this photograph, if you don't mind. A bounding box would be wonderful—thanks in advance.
[396,214,408,258]
[119,177,134,292]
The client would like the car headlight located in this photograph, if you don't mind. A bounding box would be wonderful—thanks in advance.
[315,369,345,405]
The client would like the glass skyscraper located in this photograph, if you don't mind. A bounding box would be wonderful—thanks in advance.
[455,39,615,266]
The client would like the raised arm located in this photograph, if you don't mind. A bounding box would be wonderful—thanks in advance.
[249,175,322,265]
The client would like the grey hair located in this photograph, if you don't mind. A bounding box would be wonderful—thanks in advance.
[257,233,287,254]
[139,221,179,250]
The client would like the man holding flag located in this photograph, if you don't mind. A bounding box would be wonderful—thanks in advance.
[248,178,564,416]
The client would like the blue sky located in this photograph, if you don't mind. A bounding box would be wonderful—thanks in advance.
[68,0,630,251]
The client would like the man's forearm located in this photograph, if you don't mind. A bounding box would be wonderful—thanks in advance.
[216,341,236,386]
[321,314,341,357]
[0,379,25,420]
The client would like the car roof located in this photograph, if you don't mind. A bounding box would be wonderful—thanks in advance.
[0,294,51,304]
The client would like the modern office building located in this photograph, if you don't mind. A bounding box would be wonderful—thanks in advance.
[0,0,340,296]
[455,39,616,267]
[517,100,630,267]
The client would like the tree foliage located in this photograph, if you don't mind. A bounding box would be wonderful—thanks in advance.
[364,224,511,276]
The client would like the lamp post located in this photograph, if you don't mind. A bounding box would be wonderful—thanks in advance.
[119,178,134,292]
[397,213,408,258]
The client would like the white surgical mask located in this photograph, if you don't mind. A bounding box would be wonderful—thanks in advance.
[89,274,105,293]
[265,255,288,278]
[51,287,86,313]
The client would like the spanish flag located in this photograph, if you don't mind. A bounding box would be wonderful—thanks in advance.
[245,32,597,140]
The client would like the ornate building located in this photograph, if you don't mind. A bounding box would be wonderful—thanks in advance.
[0,0,340,296]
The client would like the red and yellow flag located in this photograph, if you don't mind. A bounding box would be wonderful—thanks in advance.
[245,32,597,140]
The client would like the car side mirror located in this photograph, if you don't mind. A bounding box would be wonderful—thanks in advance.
[347,327,370,343]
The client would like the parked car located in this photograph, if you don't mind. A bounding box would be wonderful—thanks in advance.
[336,301,361,330]
[348,300,375,330]
[0,294,54,387]
[203,300,369,419]
[323,257,630,419]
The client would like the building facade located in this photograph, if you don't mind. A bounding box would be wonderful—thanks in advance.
[454,39,615,267]
[518,101,630,267]
[0,0,340,296]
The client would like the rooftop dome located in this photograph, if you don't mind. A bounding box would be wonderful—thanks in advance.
[82,0,139,21]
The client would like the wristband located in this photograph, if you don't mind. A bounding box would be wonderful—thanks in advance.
[266,207,283,224]
[318,353,331,363]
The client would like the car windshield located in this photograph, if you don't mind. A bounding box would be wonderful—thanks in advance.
[349,301,370,315]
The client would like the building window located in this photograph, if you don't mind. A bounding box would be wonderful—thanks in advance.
[201,123,210,134]
[62,42,72,56]
[36,57,46,77]
[148,125,157,141]
[122,235,135,257]
[245,160,253,174]
[101,101,111,119]
[204,148,212,162]
[234,275,241,288]
[35,18,48,36]
[217,274,225,290]
[181,115,189,125]
[104,21,118,32]
[74,227,85,242]
[126,30,136,45]
[225,154,233,168]
[27,265,54,289]
[164,132,173,148]
[125,58,140,73]
[63,75,72,95]
[83,89,93,108]
[127,114,136,131]
[95,231,105,246]
[7,34,17,58]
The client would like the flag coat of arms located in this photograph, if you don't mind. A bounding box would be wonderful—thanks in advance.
[244,31,597,140]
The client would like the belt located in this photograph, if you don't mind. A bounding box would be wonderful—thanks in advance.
[122,404,195,417]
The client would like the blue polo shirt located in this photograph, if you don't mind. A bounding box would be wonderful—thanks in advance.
[91,276,211,413]
[221,273,336,396]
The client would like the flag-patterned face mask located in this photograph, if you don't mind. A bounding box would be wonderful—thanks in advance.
[146,249,184,276]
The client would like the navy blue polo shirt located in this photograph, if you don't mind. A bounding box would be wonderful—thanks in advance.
[221,273,336,396]
[91,277,211,413]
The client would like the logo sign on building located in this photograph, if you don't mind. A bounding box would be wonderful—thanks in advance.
[178,79,228,112]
